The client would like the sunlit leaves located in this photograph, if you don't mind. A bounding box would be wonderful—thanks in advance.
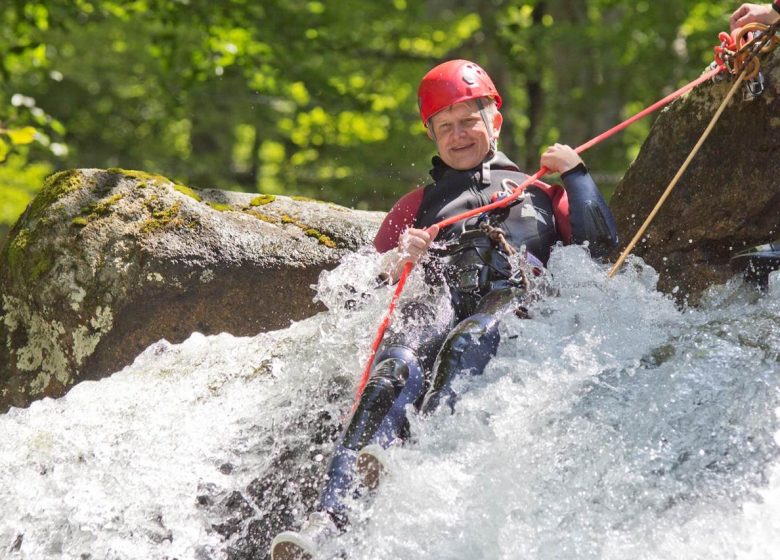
[0,0,744,227]
[291,108,389,148]
[231,123,256,173]
[287,82,311,106]
[24,4,49,31]
[0,154,53,219]
[4,127,37,145]
[260,140,285,164]
[306,2,324,14]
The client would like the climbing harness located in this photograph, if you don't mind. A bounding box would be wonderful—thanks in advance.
[351,24,780,408]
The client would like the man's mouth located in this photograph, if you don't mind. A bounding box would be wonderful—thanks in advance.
[451,143,474,152]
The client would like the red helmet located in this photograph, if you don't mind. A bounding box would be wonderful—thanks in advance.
[417,59,502,127]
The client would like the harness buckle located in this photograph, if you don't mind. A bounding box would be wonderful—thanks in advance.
[743,70,765,99]
[456,266,481,293]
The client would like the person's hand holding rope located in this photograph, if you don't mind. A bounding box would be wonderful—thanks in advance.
[379,226,439,284]
[540,143,584,175]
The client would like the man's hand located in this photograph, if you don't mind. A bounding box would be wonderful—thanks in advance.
[730,3,780,31]
[398,226,438,264]
[540,143,583,175]
[379,225,439,284]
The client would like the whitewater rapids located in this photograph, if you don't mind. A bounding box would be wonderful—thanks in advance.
[1,245,779,559]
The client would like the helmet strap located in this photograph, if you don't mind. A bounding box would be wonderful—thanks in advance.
[475,98,498,159]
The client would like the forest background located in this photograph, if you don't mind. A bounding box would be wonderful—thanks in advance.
[0,0,742,242]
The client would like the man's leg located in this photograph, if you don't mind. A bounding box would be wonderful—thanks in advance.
[421,287,522,414]
[319,298,451,521]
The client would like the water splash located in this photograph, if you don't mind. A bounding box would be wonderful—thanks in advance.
[1,246,778,559]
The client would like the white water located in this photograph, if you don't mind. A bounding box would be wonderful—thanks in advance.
[1,246,779,559]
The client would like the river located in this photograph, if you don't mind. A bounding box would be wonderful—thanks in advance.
[2,245,779,559]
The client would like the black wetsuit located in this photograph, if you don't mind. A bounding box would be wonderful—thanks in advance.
[319,152,618,523]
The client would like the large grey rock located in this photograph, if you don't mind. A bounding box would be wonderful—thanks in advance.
[609,50,780,301]
[0,169,382,412]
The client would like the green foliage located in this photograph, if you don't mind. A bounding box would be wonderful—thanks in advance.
[0,155,53,225]
[0,0,741,232]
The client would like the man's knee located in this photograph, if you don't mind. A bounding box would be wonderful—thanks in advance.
[341,346,422,450]
[444,314,500,354]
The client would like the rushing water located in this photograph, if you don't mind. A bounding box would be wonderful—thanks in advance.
[1,245,779,560]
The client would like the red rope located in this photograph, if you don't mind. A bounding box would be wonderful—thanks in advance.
[350,63,725,411]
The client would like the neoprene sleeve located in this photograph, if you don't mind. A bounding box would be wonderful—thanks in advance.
[560,164,619,257]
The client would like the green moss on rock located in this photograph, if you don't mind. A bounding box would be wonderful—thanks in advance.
[207,201,233,212]
[5,226,54,283]
[26,170,84,223]
[72,193,125,228]
[174,184,203,202]
[250,194,276,206]
[29,254,53,281]
[7,228,30,273]
[304,228,337,248]
[107,168,170,187]
[141,200,189,234]
[244,209,279,224]
[291,195,323,203]
[279,213,339,249]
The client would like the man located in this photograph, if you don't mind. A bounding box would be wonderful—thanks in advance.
[271,59,619,560]
[730,1,780,29]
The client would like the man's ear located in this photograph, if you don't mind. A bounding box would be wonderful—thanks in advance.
[427,127,435,141]
[493,112,503,136]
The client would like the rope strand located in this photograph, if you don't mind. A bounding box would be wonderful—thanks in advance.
[608,70,747,278]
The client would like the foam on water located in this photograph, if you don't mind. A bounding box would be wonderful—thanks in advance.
[1,246,778,559]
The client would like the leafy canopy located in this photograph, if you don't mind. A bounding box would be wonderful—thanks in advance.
[0,0,738,231]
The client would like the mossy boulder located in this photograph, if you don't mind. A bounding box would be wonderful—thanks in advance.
[609,50,780,301]
[0,169,383,412]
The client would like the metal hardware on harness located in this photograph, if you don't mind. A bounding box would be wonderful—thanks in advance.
[456,266,481,293]
[744,70,765,100]
[714,22,780,81]
[475,222,531,290]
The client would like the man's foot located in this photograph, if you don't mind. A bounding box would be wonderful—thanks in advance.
[356,444,387,491]
[270,512,339,560]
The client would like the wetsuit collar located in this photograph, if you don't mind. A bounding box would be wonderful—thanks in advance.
[428,151,521,182]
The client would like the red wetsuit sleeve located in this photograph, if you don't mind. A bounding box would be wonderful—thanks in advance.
[550,184,571,245]
[373,187,425,253]
[531,182,572,245]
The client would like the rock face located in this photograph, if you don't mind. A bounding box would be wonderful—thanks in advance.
[609,50,780,300]
[0,169,383,412]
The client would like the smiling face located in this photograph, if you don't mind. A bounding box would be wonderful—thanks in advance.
[428,100,502,170]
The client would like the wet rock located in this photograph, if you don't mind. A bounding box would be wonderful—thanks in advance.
[195,405,342,560]
[0,169,382,412]
[609,50,780,302]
